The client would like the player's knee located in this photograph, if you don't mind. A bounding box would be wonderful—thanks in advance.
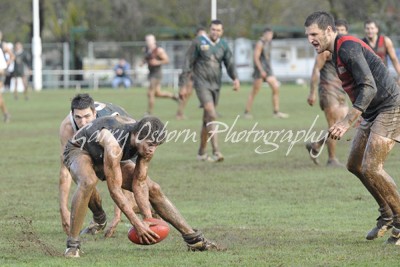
[206,114,217,122]
[148,182,163,200]
[346,160,361,176]
[78,177,97,192]
[203,110,217,122]
[360,163,378,178]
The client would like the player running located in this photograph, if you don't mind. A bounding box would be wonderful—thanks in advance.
[305,11,400,245]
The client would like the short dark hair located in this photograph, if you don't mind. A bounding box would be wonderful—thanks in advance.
[263,27,273,33]
[364,19,378,28]
[70,94,95,113]
[335,19,349,31]
[304,11,336,32]
[210,19,223,27]
[196,26,205,35]
[132,116,166,145]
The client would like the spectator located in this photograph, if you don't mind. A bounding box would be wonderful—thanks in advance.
[111,58,132,89]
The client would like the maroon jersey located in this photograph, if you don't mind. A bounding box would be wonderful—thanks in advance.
[362,35,387,66]
[334,35,400,121]
[144,46,162,78]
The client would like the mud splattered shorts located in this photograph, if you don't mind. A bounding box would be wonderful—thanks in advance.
[359,107,400,142]
[319,86,347,110]
[63,144,107,181]
[195,88,220,107]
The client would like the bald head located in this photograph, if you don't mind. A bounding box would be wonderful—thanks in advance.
[145,34,156,48]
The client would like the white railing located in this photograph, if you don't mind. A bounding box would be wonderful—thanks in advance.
[39,68,182,89]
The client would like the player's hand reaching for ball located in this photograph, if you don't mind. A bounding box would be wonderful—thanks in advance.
[134,220,160,244]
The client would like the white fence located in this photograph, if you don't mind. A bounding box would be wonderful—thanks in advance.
[25,37,400,89]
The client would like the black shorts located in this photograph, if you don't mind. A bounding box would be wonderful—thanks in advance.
[252,64,273,80]
[64,143,138,181]
[63,144,107,181]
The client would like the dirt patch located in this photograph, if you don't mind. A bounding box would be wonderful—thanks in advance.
[9,215,62,257]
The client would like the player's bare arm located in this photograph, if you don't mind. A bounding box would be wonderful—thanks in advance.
[158,48,169,65]
[328,107,362,140]
[132,155,152,217]
[308,51,329,106]
[58,116,75,234]
[253,41,266,78]
[233,79,240,91]
[384,36,400,79]
[104,189,138,238]
[99,129,158,244]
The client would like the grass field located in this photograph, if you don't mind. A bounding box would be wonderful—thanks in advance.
[2,83,400,266]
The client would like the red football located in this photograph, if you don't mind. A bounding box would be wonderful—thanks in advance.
[128,218,170,245]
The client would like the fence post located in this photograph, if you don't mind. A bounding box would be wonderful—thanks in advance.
[63,42,69,89]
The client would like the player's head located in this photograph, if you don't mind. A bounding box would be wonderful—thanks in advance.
[118,58,126,65]
[132,116,166,157]
[196,26,206,37]
[14,42,23,52]
[70,93,97,129]
[364,19,379,39]
[304,11,337,54]
[335,19,349,35]
[145,34,156,48]
[305,11,336,31]
[262,27,274,40]
[209,19,223,42]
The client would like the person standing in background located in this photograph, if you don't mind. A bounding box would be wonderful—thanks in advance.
[244,27,288,119]
[12,42,31,100]
[0,31,14,123]
[141,34,178,115]
[362,19,400,84]
[176,26,207,120]
[180,20,240,162]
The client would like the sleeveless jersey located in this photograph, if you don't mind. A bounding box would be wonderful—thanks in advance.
[69,101,131,133]
[259,39,272,70]
[144,46,162,78]
[334,35,400,121]
[68,116,138,165]
[362,35,387,65]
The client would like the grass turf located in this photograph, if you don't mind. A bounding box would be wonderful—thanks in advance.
[1,83,400,266]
